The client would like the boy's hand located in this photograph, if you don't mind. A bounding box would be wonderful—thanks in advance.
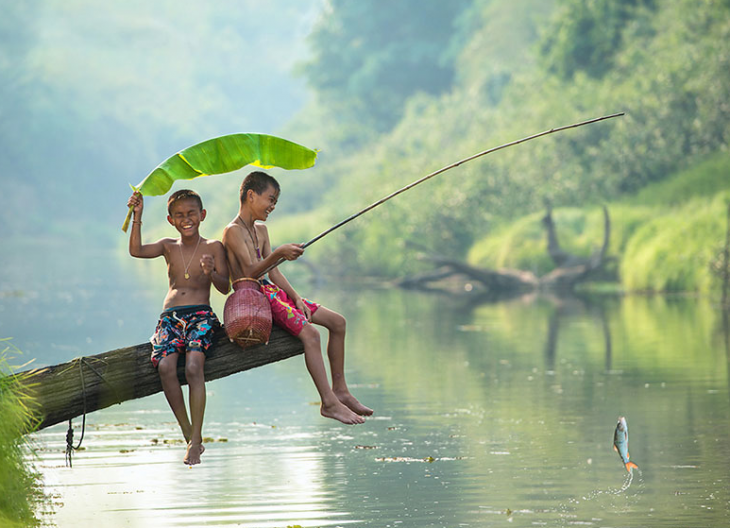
[127,192,144,217]
[200,254,215,276]
[295,298,312,322]
[277,243,305,261]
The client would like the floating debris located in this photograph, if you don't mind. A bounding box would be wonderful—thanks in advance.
[375,456,463,463]
[355,445,377,450]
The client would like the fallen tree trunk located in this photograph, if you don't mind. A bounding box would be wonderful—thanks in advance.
[15,327,303,431]
[398,205,611,295]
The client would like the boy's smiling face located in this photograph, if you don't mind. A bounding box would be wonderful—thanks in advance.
[167,197,206,236]
[249,184,279,222]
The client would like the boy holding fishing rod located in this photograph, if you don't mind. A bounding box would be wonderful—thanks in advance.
[127,189,230,465]
[223,171,372,425]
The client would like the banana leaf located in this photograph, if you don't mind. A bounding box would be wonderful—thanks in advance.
[122,133,318,231]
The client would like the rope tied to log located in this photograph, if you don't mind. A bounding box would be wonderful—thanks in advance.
[64,356,122,467]
[65,358,87,467]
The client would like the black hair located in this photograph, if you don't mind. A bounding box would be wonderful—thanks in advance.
[240,171,280,203]
[167,189,203,214]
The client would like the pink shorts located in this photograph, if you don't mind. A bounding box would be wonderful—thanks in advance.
[260,281,320,336]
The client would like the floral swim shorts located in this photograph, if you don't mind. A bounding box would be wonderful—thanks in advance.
[150,304,221,367]
[260,280,320,337]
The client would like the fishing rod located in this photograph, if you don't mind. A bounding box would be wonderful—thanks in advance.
[259,111,625,277]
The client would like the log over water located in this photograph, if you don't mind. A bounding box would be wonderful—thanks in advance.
[16,327,303,431]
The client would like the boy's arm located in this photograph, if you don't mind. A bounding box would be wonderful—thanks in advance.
[201,240,230,294]
[127,192,166,259]
[268,266,312,322]
[222,224,302,280]
[261,227,312,321]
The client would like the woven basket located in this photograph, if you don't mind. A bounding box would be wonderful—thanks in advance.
[224,278,272,348]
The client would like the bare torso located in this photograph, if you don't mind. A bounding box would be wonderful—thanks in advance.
[222,221,270,282]
[161,237,222,309]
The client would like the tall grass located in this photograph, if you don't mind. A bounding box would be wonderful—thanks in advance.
[466,151,730,293]
[467,205,656,280]
[0,339,44,527]
[621,193,730,293]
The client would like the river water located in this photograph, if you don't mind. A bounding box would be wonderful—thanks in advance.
[2,244,729,527]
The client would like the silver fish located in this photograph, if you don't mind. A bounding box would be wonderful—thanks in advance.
[613,416,638,473]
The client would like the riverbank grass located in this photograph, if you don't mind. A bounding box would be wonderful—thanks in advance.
[0,339,44,527]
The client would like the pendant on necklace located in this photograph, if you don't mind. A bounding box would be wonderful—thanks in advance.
[185,272,190,280]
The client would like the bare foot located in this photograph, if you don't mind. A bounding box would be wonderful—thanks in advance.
[183,441,204,465]
[335,390,374,416]
[321,400,366,425]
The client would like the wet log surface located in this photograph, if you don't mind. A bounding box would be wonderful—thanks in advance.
[15,327,303,431]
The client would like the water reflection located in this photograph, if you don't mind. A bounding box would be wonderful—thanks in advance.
[723,310,730,405]
[5,250,728,527]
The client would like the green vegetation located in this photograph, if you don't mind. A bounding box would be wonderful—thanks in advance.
[298,0,470,135]
[4,0,729,295]
[469,151,730,293]
[277,0,730,293]
[0,340,43,527]
[0,1,318,243]
[122,133,318,231]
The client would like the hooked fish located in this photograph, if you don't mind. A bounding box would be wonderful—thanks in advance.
[613,416,638,473]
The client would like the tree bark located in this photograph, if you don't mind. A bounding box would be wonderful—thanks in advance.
[16,327,303,431]
[398,205,611,295]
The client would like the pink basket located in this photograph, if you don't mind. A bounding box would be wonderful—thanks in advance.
[224,279,272,348]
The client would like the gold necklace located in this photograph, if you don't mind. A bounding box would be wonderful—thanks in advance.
[179,236,202,279]
[238,215,261,261]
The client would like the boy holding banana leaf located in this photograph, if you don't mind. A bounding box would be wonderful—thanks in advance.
[127,189,230,465]
[223,171,373,425]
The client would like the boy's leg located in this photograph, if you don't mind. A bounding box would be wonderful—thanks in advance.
[183,350,206,465]
[298,325,365,425]
[157,353,192,442]
[311,306,373,416]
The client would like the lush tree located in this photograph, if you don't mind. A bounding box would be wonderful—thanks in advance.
[285,0,730,281]
[299,0,471,135]
[539,0,656,80]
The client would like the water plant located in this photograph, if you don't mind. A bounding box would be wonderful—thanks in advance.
[0,338,44,527]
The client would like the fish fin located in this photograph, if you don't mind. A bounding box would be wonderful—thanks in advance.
[625,461,638,473]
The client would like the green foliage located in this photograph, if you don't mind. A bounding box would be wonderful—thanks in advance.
[540,0,656,79]
[281,0,730,283]
[299,0,470,134]
[467,169,729,294]
[1,1,316,243]
[123,133,318,231]
[467,205,656,279]
[621,193,729,292]
[630,151,730,206]
[468,212,554,275]
[0,340,43,527]
[455,0,556,95]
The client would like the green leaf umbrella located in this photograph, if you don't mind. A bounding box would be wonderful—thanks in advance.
[122,133,318,231]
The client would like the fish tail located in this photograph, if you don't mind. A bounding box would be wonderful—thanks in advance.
[625,461,638,473]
